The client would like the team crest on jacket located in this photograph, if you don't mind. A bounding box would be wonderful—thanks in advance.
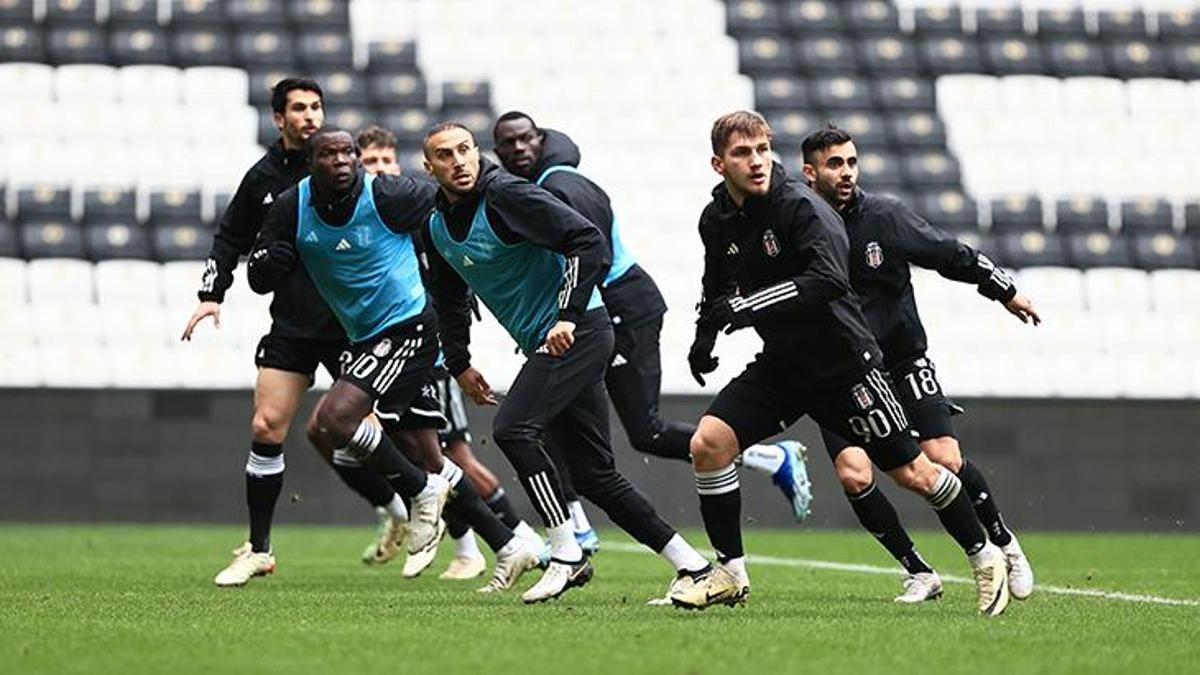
[865,241,884,268]
[851,383,874,410]
[373,338,393,358]
[762,229,780,257]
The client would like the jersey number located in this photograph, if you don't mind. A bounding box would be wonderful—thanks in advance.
[905,368,940,399]
[848,409,894,444]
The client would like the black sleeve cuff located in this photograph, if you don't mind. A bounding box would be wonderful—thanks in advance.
[197,291,224,303]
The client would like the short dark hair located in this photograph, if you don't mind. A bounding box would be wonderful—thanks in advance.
[422,121,474,158]
[801,124,854,164]
[270,77,323,115]
[356,125,397,150]
[492,110,539,139]
[305,125,355,160]
[710,110,773,155]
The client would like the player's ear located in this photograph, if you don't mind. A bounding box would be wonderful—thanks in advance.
[711,155,725,177]
[272,111,285,131]
[423,159,433,177]
[801,162,816,183]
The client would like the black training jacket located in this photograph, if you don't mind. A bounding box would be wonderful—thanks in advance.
[698,162,881,384]
[841,189,1016,367]
[197,139,342,340]
[531,129,667,328]
[425,158,611,376]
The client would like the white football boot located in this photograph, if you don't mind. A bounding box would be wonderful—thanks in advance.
[894,571,944,603]
[214,542,276,587]
[970,543,1011,617]
[1003,539,1034,600]
[521,558,594,603]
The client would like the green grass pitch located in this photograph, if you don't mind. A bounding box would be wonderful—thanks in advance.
[2,525,1197,675]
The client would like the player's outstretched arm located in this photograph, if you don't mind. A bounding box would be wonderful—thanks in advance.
[1003,293,1041,325]
[895,200,1017,304]
[180,301,221,341]
[373,174,438,234]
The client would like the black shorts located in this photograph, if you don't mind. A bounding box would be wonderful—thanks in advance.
[432,368,472,445]
[337,316,445,433]
[706,354,921,472]
[254,333,345,381]
[819,354,961,460]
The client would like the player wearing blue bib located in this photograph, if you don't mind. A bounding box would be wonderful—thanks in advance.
[248,127,540,594]
[422,123,713,604]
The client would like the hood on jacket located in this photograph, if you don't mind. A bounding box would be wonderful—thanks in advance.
[529,128,582,179]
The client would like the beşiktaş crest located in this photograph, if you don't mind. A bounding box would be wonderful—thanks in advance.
[373,338,393,358]
[866,241,884,268]
[851,383,874,410]
[762,229,781,257]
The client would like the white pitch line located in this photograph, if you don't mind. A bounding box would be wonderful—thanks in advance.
[603,542,1200,608]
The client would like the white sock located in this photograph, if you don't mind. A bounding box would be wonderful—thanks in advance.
[454,529,483,559]
[968,542,1002,567]
[438,458,464,488]
[547,522,584,562]
[659,533,708,573]
[722,556,749,584]
[514,520,543,545]
[496,536,522,558]
[1001,536,1023,556]
[568,500,592,533]
[414,474,444,501]
[384,494,408,522]
[740,443,785,474]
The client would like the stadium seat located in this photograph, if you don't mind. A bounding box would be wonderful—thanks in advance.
[753,76,810,111]
[856,150,903,190]
[811,76,873,111]
[108,345,181,388]
[725,0,782,38]
[153,223,209,262]
[298,30,355,70]
[918,36,983,74]
[55,64,118,104]
[1158,8,1200,40]
[1036,7,1087,36]
[1106,40,1170,79]
[40,344,110,387]
[912,5,963,36]
[999,230,1070,268]
[226,0,288,26]
[1083,267,1151,312]
[975,6,1026,37]
[782,1,844,36]
[1096,9,1147,40]
[0,25,46,63]
[0,258,28,304]
[172,29,233,68]
[1055,196,1109,234]
[246,67,292,105]
[1045,39,1108,78]
[1166,41,1200,79]
[1067,232,1134,268]
[858,36,920,74]
[27,258,94,305]
[0,298,35,348]
[367,40,418,73]
[170,0,224,27]
[829,112,888,150]
[109,27,171,66]
[739,36,792,75]
[842,1,900,35]
[900,150,960,189]
[45,0,97,25]
[915,189,978,231]
[108,0,158,26]
[368,73,428,107]
[183,67,248,105]
[381,107,433,145]
[1132,233,1196,270]
[873,76,934,111]
[20,222,85,260]
[0,0,34,23]
[233,29,295,68]
[0,63,54,103]
[765,110,821,152]
[16,186,72,223]
[149,188,202,226]
[887,112,945,149]
[85,222,153,261]
[1120,354,1194,399]
[1016,266,1085,311]
[0,222,17,259]
[0,344,42,386]
[983,37,1044,75]
[442,80,492,109]
[990,195,1044,233]
[792,38,860,75]
[46,26,109,64]
[94,259,162,306]
[1150,268,1200,312]
[1120,198,1173,233]
[443,108,493,138]
[289,0,351,27]
[327,106,370,134]
[160,260,205,307]
[313,69,370,106]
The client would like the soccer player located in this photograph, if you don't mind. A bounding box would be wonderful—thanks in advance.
[183,79,405,587]
[246,127,540,593]
[491,112,813,533]
[671,111,1010,617]
[422,122,712,603]
[354,125,545,580]
[800,124,1036,603]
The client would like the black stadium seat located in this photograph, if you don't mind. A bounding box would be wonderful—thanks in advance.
[1106,40,1170,79]
[226,0,288,27]
[16,186,72,224]
[754,76,810,111]
[1055,196,1109,234]
[990,195,1043,233]
[313,69,370,106]
[298,30,354,70]
[1046,39,1108,77]
[983,37,1044,75]
[45,0,97,25]
[872,76,934,111]
[1133,233,1196,270]
[47,26,108,64]
[811,75,872,112]
[211,192,233,225]
[975,7,1025,38]
[170,0,224,28]
[443,108,493,138]
[153,223,209,262]
[1036,8,1087,37]
[367,40,418,73]
[1185,201,1200,235]
[956,232,1000,266]
[327,106,370,135]
[783,1,844,37]
[738,36,792,75]
[726,0,782,38]
[150,189,202,226]
[765,110,821,152]
[916,189,978,231]
[912,5,962,37]
[109,0,159,27]
[172,28,233,68]
[83,188,138,224]
[21,222,86,259]
[830,112,888,150]
[887,112,945,149]
[1097,10,1147,40]
[288,0,351,28]
[857,150,902,188]
[842,1,900,36]
[857,36,920,74]
[999,230,1069,268]
[792,38,859,75]
[442,81,492,110]
[1066,232,1133,268]
[0,220,19,258]
[918,36,983,74]
[0,25,45,62]
[381,107,433,145]
[1166,41,1200,79]
[1120,198,1173,233]
[369,73,428,107]
[234,29,295,68]
[110,27,171,66]
[901,150,960,189]
[0,0,34,23]
[258,107,280,142]
[1158,10,1200,40]
[247,67,292,105]
[86,222,153,261]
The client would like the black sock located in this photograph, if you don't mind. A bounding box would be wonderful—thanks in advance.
[957,459,1013,547]
[445,476,513,552]
[331,461,394,508]
[485,487,523,529]
[926,468,987,555]
[847,482,933,575]
[246,442,284,553]
[445,511,471,540]
[695,465,744,561]
[349,421,427,498]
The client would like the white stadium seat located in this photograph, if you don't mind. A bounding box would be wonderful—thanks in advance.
[0,258,28,304]
[0,62,54,102]
[0,302,35,347]
[40,345,111,388]
[1149,269,1200,314]
[1082,268,1151,313]
[117,65,183,105]
[94,260,163,306]
[33,304,103,347]
[1015,267,1086,312]
[182,67,250,106]
[27,259,95,306]
[55,64,118,104]
[0,344,42,387]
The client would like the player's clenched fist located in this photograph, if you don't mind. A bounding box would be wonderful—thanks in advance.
[543,320,576,356]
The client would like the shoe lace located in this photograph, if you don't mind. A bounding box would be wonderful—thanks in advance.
[973,565,997,599]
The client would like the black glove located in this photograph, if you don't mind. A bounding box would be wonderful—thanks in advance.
[688,330,719,387]
[252,240,297,276]
[699,295,754,335]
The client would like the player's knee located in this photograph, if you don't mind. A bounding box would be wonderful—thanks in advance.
[311,398,358,449]
[492,419,537,452]
[888,454,940,494]
[689,420,737,470]
[834,450,874,494]
[250,407,289,444]
[920,437,962,473]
